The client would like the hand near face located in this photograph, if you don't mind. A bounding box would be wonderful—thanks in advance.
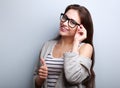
[74,24,87,43]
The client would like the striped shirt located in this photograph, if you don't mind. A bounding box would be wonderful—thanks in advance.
[45,53,64,88]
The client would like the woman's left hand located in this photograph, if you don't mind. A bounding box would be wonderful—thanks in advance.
[74,24,87,43]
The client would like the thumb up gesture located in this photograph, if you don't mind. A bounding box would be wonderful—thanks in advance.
[38,58,48,80]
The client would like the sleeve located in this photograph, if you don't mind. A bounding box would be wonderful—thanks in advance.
[33,40,54,88]
[33,58,40,88]
[33,41,49,88]
[63,52,92,85]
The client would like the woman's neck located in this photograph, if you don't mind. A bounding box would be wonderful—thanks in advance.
[58,36,74,47]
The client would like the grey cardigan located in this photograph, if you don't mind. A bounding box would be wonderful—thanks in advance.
[33,40,92,88]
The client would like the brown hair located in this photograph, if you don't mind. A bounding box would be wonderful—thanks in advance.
[54,4,95,88]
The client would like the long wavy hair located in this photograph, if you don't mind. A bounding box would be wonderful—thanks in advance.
[53,4,95,88]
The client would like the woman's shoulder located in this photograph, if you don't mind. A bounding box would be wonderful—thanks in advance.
[42,40,58,49]
[44,40,58,45]
[79,43,93,49]
[40,40,58,58]
[79,43,93,59]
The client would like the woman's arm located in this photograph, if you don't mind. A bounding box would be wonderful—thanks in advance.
[35,75,43,88]
[33,41,49,88]
[63,43,93,84]
[33,58,41,88]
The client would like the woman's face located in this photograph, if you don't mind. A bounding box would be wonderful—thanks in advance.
[59,9,81,37]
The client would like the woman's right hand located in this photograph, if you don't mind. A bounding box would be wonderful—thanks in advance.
[38,58,48,80]
[35,58,48,87]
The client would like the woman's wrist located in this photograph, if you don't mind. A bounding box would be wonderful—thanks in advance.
[72,40,80,53]
[35,75,44,87]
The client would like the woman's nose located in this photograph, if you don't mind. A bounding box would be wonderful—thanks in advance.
[62,20,68,26]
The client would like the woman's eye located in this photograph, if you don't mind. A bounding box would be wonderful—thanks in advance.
[70,20,76,25]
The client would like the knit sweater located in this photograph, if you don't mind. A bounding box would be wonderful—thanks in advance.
[33,40,92,88]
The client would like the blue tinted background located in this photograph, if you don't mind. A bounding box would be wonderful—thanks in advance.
[0,0,120,88]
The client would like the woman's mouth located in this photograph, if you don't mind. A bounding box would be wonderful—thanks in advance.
[60,27,69,32]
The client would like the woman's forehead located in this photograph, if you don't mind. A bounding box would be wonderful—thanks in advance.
[65,9,80,23]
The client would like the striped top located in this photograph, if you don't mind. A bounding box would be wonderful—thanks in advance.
[45,43,64,88]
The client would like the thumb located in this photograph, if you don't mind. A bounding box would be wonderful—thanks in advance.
[40,58,46,66]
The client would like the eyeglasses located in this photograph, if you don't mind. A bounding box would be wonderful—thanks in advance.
[60,13,80,28]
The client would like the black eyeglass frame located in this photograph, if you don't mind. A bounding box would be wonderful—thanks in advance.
[60,13,80,28]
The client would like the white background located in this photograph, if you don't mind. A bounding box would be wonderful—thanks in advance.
[0,0,120,88]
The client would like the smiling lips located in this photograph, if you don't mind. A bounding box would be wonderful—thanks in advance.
[60,27,69,32]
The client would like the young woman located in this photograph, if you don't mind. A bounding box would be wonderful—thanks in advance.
[33,4,95,88]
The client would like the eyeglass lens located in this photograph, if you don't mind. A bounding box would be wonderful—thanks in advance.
[60,13,80,28]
